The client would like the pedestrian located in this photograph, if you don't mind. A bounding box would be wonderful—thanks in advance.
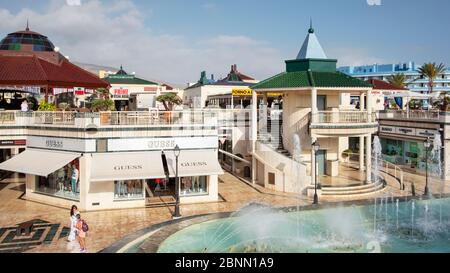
[67,205,79,242]
[21,100,28,112]
[76,213,88,253]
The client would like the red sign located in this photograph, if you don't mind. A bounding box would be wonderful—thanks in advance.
[114,88,129,95]
[0,139,26,146]
[74,87,85,95]
[144,87,158,92]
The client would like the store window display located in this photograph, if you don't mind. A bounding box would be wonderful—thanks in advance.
[114,180,144,200]
[180,176,207,196]
[35,159,80,200]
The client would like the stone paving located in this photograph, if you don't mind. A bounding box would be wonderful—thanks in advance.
[0,170,448,253]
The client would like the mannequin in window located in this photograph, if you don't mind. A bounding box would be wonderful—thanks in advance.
[71,163,79,194]
[57,167,65,192]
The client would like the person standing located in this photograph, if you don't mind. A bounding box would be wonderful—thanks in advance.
[71,163,79,195]
[76,214,87,253]
[67,205,79,242]
[21,100,28,112]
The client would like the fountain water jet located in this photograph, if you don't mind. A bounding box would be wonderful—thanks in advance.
[372,136,382,184]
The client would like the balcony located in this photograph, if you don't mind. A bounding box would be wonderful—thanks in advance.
[312,111,376,124]
[0,110,218,128]
[378,110,449,122]
[310,110,378,136]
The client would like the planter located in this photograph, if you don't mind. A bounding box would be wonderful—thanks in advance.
[100,112,110,125]
[163,111,172,124]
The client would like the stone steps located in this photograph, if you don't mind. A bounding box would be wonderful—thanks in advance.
[321,182,385,196]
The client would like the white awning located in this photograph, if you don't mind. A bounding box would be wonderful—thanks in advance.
[165,150,224,177]
[90,150,223,182]
[0,149,80,177]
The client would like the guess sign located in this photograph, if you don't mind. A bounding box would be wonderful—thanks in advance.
[45,140,63,148]
[147,140,176,149]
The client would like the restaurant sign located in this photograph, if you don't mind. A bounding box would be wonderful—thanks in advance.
[1,86,40,94]
[232,88,252,96]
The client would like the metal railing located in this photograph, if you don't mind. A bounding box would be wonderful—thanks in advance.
[99,111,215,126]
[0,111,17,124]
[347,153,404,190]
[379,110,443,121]
[33,111,76,125]
[313,111,375,124]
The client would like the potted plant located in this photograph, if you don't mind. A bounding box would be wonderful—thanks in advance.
[37,101,57,123]
[91,88,115,124]
[156,93,183,123]
[342,149,352,162]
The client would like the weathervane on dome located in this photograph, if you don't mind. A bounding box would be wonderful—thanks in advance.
[26,19,29,31]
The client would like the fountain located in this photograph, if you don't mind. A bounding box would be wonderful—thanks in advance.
[292,134,301,162]
[118,197,450,253]
[372,136,382,184]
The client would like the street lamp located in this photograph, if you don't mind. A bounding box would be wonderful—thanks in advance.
[173,144,181,218]
[312,141,320,205]
[423,138,431,196]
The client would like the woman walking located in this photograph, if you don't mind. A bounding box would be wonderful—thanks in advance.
[67,205,79,242]
[76,214,87,253]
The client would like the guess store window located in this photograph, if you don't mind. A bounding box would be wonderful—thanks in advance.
[114,180,144,200]
[180,176,208,196]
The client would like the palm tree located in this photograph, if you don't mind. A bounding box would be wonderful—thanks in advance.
[156,92,183,111]
[387,73,407,88]
[418,63,446,108]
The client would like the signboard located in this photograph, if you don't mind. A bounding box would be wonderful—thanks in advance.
[0,139,26,146]
[74,87,85,95]
[108,136,218,152]
[232,88,252,96]
[267,92,283,97]
[0,86,40,94]
[144,86,158,92]
[27,136,96,152]
[380,126,439,138]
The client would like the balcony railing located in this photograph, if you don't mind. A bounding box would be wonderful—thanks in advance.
[312,111,376,124]
[379,110,444,121]
[0,110,218,128]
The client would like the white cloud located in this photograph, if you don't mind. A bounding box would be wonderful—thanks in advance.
[0,0,283,84]
[66,0,81,6]
[328,47,388,67]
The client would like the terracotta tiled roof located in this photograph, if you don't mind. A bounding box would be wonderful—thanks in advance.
[367,79,407,91]
[0,55,109,88]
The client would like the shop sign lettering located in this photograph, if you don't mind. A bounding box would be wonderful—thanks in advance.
[46,140,63,148]
[180,162,207,167]
[113,165,143,171]
[147,140,176,149]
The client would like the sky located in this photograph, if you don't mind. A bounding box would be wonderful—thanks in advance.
[0,0,449,85]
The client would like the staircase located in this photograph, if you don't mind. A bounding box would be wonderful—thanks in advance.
[320,181,385,196]
[258,115,291,157]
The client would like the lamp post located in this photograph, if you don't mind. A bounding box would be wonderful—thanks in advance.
[423,138,431,196]
[173,144,181,218]
[312,141,320,205]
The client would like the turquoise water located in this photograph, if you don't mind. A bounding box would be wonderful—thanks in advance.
[155,198,450,253]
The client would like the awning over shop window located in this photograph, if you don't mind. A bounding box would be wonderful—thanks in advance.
[0,149,80,177]
[90,150,223,182]
[165,150,224,177]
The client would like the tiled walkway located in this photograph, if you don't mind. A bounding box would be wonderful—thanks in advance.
[0,170,448,253]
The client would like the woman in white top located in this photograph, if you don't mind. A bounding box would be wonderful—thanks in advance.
[67,205,79,242]
[21,100,28,112]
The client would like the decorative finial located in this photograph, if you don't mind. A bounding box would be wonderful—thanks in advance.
[120,64,123,70]
[308,17,314,33]
[26,19,29,31]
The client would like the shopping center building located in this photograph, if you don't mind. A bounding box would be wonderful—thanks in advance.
[0,111,222,211]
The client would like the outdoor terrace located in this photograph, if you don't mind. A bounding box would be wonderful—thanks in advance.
[379,109,450,123]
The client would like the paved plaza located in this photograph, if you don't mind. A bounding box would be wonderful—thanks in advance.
[0,170,448,253]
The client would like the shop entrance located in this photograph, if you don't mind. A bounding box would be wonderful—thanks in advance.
[145,178,176,206]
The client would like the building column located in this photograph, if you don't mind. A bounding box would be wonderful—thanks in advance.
[251,89,258,184]
[360,92,365,111]
[359,136,365,171]
[311,137,317,186]
[365,134,372,183]
[311,88,318,123]
[366,89,373,122]
[11,148,20,181]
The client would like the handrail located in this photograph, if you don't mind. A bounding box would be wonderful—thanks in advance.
[312,110,373,124]
[346,152,404,190]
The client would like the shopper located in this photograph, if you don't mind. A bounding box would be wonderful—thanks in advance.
[67,205,79,242]
[21,100,28,112]
[76,213,88,253]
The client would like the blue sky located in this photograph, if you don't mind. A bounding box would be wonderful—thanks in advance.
[1,0,449,84]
